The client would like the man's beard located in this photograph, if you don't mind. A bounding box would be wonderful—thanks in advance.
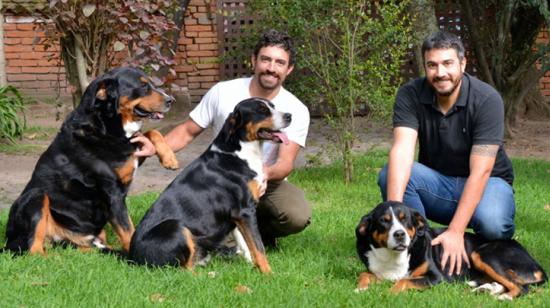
[258,72,280,90]
[431,73,462,97]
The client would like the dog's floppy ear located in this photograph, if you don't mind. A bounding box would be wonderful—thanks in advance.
[79,75,119,115]
[413,211,428,237]
[355,214,372,237]
[225,109,244,140]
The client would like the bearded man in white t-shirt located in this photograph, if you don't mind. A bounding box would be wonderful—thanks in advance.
[133,29,311,247]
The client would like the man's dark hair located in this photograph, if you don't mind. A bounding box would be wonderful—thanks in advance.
[253,29,296,66]
[421,31,465,62]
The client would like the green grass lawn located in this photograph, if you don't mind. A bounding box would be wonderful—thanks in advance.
[0,151,548,307]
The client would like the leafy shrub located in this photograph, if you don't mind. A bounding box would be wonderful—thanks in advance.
[0,86,26,143]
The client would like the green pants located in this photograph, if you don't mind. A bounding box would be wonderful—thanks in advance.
[256,180,311,239]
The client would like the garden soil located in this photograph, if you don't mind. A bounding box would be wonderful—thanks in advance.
[1,102,549,210]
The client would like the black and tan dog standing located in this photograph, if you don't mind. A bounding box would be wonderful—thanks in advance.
[355,201,547,300]
[3,67,178,255]
[128,97,292,274]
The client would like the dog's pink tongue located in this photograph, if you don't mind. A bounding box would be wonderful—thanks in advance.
[273,131,289,144]
[154,112,164,119]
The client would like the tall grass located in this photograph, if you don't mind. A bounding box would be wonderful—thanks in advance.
[0,152,548,307]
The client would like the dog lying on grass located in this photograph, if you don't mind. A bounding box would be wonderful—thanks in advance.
[355,201,547,300]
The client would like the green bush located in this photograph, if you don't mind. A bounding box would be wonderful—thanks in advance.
[0,86,26,143]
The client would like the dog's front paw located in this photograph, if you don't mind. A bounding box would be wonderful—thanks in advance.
[159,152,179,170]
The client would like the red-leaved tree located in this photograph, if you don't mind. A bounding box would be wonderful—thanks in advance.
[36,0,188,106]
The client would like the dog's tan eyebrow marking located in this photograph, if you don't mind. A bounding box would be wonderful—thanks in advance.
[398,211,405,220]
[139,76,149,83]
[383,214,391,222]
[471,144,498,157]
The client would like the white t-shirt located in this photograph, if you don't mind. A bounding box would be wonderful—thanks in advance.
[189,77,310,165]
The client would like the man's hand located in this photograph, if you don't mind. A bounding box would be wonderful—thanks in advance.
[431,229,470,276]
[130,132,156,157]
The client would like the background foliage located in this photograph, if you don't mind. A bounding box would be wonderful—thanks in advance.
[0,85,26,143]
[36,0,182,105]
[231,0,413,183]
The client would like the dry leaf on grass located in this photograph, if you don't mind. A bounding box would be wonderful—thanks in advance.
[544,204,550,211]
[234,284,252,294]
[149,293,167,303]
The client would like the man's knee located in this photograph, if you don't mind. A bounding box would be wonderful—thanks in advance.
[474,221,515,240]
[472,178,515,240]
[274,196,311,235]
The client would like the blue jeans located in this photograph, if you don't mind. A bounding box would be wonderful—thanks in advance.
[377,162,515,240]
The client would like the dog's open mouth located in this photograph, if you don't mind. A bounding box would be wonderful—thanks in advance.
[134,106,165,120]
[257,129,289,144]
[393,244,408,252]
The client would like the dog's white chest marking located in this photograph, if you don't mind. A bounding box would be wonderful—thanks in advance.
[236,141,265,184]
[366,246,410,281]
[123,121,143,138]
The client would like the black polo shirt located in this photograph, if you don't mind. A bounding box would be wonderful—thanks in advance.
[393,73,514,185]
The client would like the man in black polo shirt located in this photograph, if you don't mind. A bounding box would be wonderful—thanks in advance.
[377,31,515,276]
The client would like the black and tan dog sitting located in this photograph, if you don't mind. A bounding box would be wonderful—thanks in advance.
[128,97,291,274]
[3,67,178,255]
[355,201,547,300]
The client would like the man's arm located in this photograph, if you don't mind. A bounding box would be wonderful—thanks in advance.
[264,141,300,181]
[432,144,498,275]
[133,118,204,157]
[386,127,418,201]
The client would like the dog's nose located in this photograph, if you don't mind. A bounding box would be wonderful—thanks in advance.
[284,112,292,123]
[393,230,405,242]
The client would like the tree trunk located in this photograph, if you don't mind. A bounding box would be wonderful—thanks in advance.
[409,0,438,76]
[0,0,7,87]
[60,36,84,107]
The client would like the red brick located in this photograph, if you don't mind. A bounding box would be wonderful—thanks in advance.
[16,23,36,31]
[189,0,205,5]
[199,44,218,51]
[5,67,21,73]
[199,69,219,76]
[4,45,35,52]
[188,76,215,82]
[184,18,198,26]
[3,38,22,45]
[5,53,20,59]
[186,31,198,37]
[5,30,37,38]
[7,74,37,81]
[541,89,550,96]
[198,31,217,38]
[188,82,200,89]
[186,44,200,51]
[37,74,65,81]
[3,23,16,31]
[22,66,52,73]
[187,50,216,57]
[196,63,219,69]
[201,82,216,89]
[8,59,38,67]
[178,37,193,45]
[175,65,195,73]
[195,37,214,44]
[185,25,212,32]
[21,52,46,60]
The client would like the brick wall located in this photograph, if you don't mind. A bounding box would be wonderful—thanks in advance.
[3,16,67,97]
[537,30,550,97]
[2,0,219,102]
[2,1,549,101]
